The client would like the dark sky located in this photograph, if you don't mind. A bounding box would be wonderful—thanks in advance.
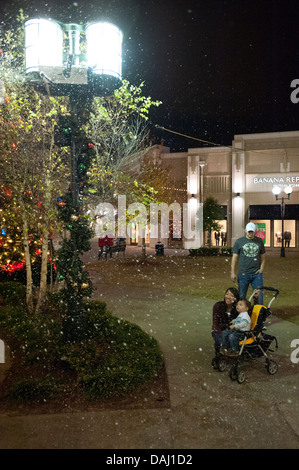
[1,0,298,151]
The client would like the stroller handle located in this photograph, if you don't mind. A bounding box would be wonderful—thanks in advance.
[249,286,279,308]
[258,286,279,298]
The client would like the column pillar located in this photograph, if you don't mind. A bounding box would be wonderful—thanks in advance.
[184,155,203,249]
[231,142,246,245]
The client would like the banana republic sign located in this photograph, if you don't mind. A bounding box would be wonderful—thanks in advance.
[246,174,299,192]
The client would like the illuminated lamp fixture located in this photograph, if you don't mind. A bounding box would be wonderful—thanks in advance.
[25,19,123,93]
[86,22,123,79]
[284,185,293,198]
[272,186,281,197]
[25,18,63,73]
[272,185,292,200]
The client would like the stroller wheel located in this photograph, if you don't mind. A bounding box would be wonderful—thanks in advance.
[217,358,227,372]
[266,360,278,375]
[237,369,246,384]
[229,365,238,381]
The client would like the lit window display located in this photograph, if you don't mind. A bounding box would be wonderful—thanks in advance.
[211,221,227,247]
[251,220,270,247]
[129,222,150,245]
[274,220,295,248]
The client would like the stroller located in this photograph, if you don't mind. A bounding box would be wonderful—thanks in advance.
[212,286,279,384]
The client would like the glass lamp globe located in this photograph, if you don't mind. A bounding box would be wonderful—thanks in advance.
[284,186,293,195]
[272,186,281,196]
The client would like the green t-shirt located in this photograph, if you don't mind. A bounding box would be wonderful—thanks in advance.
[232,236,265,275]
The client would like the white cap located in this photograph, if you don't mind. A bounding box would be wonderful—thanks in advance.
[245,222,256,232]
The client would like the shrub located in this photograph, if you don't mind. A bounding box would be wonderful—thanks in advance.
[0,304,63,364]
[61,303,163,399]
[189,247,232,257]
[0,282,26,304]
[0,260,56,287]
[0,290,164,404]
[6,378,60,403]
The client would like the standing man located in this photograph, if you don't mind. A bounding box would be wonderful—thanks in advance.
[231,222,266,304]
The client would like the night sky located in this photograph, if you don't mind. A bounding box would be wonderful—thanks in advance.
[1,0,298,151]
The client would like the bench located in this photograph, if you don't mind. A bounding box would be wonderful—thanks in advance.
[98,239,126,260]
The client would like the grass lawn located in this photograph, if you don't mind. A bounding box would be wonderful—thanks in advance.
[88,254,299,324]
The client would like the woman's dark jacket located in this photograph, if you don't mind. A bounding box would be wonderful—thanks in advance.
[212,301,238,335]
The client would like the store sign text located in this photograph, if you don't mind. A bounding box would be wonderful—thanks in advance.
[253,176,299,185]
[246,173,299,192]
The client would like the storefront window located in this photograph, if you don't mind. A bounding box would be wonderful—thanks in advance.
[274,220,295,248]
[130,222,137,244]
[145,225,150,244]
[251,220,270,247]
[211,220,227,247]
[170,214,182,241]
[129,222,151,245]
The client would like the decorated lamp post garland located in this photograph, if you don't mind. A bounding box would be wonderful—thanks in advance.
[55,101,95,341]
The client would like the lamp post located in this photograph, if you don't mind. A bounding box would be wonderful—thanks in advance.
[25,18,123,203]
[25,19,122,92]
[24,18,123,340]
[272,185,292,257]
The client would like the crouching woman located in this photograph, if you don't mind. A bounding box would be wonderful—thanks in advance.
[211,287,240,355]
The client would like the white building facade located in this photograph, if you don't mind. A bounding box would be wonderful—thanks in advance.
[145,130,299,253]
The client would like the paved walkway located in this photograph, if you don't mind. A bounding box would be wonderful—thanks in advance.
[0,242,299,449]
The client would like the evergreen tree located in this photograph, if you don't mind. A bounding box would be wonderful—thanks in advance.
[202,197,223,248]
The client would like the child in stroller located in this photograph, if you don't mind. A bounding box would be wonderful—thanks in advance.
[221,298,252,356]
[212,286,279,383]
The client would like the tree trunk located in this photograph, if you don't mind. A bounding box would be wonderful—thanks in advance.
[141,237,146,257]
[49,238,55,290]
[208,230,212,248]
[35,134,53,313]
[21,206,34,313]
[35,227,49,314]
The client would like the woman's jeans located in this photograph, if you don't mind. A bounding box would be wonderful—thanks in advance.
[238,272,264,304]
[212,331,222,354]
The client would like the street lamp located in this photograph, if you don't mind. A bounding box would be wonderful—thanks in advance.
[272,185,292,257]
[25,18,123,207]
[25,18,123,204]
[24,18,123,340]
[25,18,123,94]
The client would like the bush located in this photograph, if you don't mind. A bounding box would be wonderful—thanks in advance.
[0,289,163,404]
[189,247,232,257]
[6,378,60,403]
[61,303,163,399]
[0,260,56,287]
[0,281,26,304]
[0,304,63,364]
[0,267,26,285]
